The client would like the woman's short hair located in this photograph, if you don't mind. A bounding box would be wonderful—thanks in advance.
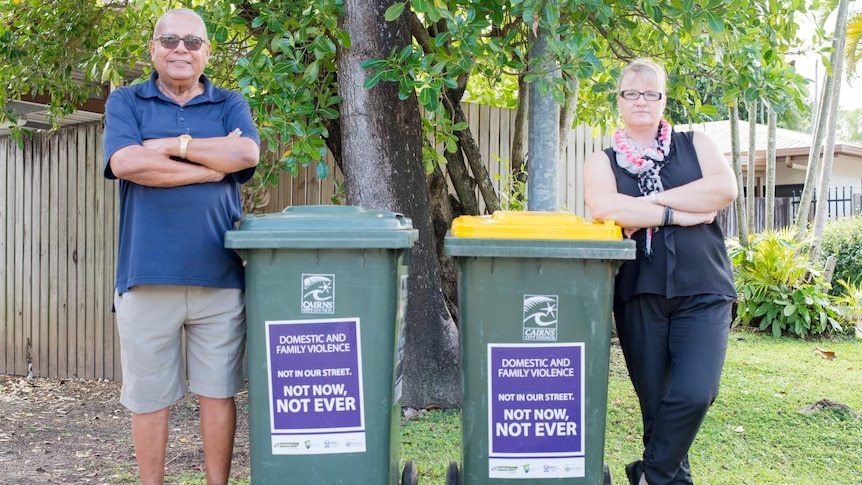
[619,58,667,93]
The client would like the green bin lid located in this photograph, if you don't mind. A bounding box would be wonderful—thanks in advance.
[225,205,418,249]
[444,211,636,260]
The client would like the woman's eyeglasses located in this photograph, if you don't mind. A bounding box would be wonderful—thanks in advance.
[154,34,208,51]
[619,90,663,101]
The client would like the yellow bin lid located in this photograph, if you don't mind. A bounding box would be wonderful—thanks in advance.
[450,211,622,240]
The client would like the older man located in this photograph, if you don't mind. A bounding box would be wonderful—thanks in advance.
[103,8,259,484]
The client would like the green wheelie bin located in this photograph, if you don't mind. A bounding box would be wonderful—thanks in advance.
[443,211,636,484]
[225,205,419,485]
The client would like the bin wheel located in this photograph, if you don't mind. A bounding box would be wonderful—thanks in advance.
[445,460,459,485]
[603,463,614,485]
[402,459,418,485]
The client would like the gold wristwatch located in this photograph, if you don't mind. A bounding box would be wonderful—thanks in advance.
[178,134,192,159]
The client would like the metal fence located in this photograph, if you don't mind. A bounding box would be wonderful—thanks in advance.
[791,186,860,221]
[717,189,860,238]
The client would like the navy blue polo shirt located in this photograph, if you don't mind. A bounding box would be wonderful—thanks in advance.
[104,73,260,294]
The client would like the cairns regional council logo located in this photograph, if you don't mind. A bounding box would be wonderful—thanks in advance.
[301,274,335,314]
[522,294,558,341]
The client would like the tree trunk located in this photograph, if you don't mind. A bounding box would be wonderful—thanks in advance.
[527,28,559,212]
[811,0,850,261]
[442,137,480,216]
[408,13,480,217]
[337,0,460,408]
[445,96,501,213]
[765,105,777,230]
[795,77,830,237]
[511,75,528,191]
[795,53,835,235]
[746,101,757,235]
[730,103,748,245]
[427,163,459,325]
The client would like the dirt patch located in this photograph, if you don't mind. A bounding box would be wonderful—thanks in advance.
[0,375,250,484]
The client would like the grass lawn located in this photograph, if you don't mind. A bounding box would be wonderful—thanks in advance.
[401,329,862,484]
[154,329,860,484]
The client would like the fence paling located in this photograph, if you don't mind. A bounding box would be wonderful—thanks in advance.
[718,197,794,237]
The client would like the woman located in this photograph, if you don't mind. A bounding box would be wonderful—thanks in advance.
[584,58,738,485]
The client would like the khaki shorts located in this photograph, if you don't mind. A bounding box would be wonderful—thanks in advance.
[114,285,246,414]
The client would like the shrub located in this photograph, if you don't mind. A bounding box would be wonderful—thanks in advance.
[728,228,843,337]
[832,280,862,338]
[819,214,862,296]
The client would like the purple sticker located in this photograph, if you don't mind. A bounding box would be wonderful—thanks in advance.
[489,343,584,457]
[265,319,364,434]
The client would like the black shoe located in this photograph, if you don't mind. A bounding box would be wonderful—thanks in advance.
[625,460,643,485]
[603,463,614,485]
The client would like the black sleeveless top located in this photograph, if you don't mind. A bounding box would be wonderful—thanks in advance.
[604,131,736,304]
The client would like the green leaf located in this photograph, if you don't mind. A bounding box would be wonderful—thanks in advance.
[699,105,718,116]
[364,69,386,90]
[418,87,439,110]
[272,62,293,75]
[360,59,387,70]
[318,108,339,120]
[414,0,429,13]
[333,29,351,49]
[384,2,406,22]
[304,60,320,81]
[704,11,724,34]
[238,76,254,88]
[425,4,442,22]
[744,87,759,103]
[316,160,329,179]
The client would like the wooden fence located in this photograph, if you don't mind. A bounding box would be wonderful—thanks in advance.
[2,125,120,380]
[718,197,795,238]
[1,104,854,381]
[254,103,613,216]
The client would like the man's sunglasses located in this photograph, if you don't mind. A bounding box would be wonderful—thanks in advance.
[154,34,208,51]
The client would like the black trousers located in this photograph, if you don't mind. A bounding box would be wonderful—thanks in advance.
[614,293,732,485]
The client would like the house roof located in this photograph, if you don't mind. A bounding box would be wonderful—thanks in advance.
[687,120,862,159]
[2,99,104,134]
[1,92,107,137]
[1,67,146,137]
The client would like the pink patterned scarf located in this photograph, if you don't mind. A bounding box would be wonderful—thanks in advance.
[612,119,673,257]
[612,118,673,196]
